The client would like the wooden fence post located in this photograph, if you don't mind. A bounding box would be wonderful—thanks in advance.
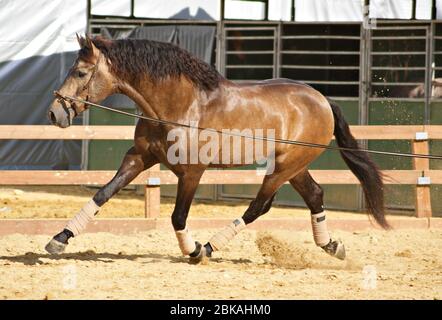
[144,164,161,219]
[412,134,432,218]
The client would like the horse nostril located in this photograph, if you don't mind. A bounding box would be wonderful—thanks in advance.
[49,111,57,124]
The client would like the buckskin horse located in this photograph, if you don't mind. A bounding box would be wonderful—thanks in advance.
[45,35,389,261]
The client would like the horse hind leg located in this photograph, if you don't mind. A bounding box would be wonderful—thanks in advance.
[289,170,346,260]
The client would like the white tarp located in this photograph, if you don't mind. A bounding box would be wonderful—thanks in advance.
[295,0,364,22]
[437,0,442,19]
[294,0,433,21]
[91,0,131,17]
[133,0,220,20]
[268,0,292,21]
[90,0,438,22]
[224,0,265,20]
[0,0,86,62]
[369,0,412,19]
[92,0,291,21]
[416,0,432,19]
[370,0,431,20]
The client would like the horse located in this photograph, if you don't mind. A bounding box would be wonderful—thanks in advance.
[45,35,389,262]
[375,78,442,98]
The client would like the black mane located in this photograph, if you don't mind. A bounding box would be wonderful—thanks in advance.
[86,38,222,91]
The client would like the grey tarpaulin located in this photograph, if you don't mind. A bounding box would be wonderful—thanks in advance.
[0,52,83,169]
[0,0,87,170]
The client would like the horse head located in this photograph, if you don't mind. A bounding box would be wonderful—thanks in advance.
[48,34,115,128]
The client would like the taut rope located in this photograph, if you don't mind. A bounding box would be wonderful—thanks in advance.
[56,93,442,160]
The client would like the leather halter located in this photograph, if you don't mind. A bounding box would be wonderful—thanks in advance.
[54,53,101,117]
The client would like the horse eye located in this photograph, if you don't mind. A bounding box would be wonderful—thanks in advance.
[77,71,87,78]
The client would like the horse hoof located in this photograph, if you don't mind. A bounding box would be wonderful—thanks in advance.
[333,241,346,260]
[45,238,67,255]
[189,241,208,264]
[322,240,346,260]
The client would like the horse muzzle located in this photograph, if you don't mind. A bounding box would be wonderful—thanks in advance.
[48,100,76,128]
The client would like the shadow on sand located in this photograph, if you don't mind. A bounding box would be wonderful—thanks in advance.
[0,251,253,266]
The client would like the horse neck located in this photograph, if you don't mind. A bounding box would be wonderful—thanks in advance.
[117,76,198,120]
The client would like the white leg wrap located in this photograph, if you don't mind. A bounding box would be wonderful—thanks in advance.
[175,228,196,255]
[209,218,246,251]
[311,211,331,247]
[65,200,100,236]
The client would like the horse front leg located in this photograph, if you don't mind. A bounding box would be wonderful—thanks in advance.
[170,169,205,262]
[203,172,286,258]
[45,147,157,254]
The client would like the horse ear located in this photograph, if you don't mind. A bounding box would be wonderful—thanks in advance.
[76,33,86,48]
[83,34,100,64]
[77,34,100,63]
[85,34,93,48]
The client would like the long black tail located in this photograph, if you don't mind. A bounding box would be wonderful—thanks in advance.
[329,101,390,229]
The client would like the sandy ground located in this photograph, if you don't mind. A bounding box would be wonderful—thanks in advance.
[0,229,440,300]
[0,186,441,300]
